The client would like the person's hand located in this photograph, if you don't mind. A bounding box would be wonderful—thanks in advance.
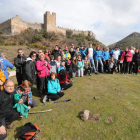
[45,62,48,66]
[81,66,83,68]
[78,66,80,68]
[0,125,6,135]
[18,99,23,103]
[83,69,85,71]
[133,62,135,65]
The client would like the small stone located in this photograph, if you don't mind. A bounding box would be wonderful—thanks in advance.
[94,96,100,100]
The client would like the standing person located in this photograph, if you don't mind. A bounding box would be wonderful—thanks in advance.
[0,80,20,140]
[80,46,85,59]
[44,50,50,62]
[129,46,135,74]
[37,49,49,62]
[77,55,84,77]
[64,49,71,61]
[102,47,110,73]
[14,49,26,86]
[23,51,37,90]
[57,61,66,73]
[0,51,14,80]
[49,55,57,74]
[71,56,78,78]
[83,43,98,74]
[71,44,76,51]
[36,53,51,97]
[69,47,76,59]
[55,55,61,69]
[75,47,81,57]
[133,49,140,75]
[94,45,104,73]
[52,45,60,60]
[120,47,132,74]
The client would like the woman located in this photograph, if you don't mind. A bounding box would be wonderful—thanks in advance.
[47,72,64,101]
[71,56,78,78]
[44,50,50,62]
[36,53,51,97]
[23,51,37,90]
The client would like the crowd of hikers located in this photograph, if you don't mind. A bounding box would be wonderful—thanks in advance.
[0,42,139,139]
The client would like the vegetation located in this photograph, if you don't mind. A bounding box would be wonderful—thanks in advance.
[6,74,140,140]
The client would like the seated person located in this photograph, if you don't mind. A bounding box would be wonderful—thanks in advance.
[57,69,73,90]
[0,80,20,140]
[84,56,92,76]
[0,74,6,92]
[57,60,66,73]
[16,80,38,108]
[108,57,117,74]
[45,72,64,101]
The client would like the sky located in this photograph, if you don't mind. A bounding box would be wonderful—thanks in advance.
[0,0,140,46]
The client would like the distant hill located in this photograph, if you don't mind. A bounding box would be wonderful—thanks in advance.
[108,32,140,49]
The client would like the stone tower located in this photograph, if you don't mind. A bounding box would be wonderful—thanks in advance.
[44,11,56,32]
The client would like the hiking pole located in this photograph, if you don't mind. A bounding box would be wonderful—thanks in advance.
[29,109,52,114]
[37,99,71,106]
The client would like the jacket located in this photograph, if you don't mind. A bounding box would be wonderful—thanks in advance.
[23,57,36,83]
[57,73,69,83]
[52,50,61,60]
[14,54,26,74]
[94,50,102,60]
[44,54,50,62]
[0,57,14,79]
[47,78,61,94]
[120,51,132,62]
[0,89,16,126]
[84,60,91,69]
[49,60,57,74]
[83,47,93,58]
[71,61,78,73]
[133,53,140,62]
[102,51,110,60]
[77,60,84,69]
[57,65,66,73]
[64,53,71,60]
[36,60,51,77]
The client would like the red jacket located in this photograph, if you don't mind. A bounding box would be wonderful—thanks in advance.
[57,73,69,83]
[120,50,132,62]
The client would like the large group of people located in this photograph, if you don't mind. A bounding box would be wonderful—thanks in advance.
[0,43,139,139]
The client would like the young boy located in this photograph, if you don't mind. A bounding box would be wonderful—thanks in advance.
[84,56,92,76]
[49,55,57,74]
[57,60,66,73]
[108,57,118,74]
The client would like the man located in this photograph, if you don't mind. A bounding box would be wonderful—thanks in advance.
[14,49,26,85]
[83,43,98,74]
[112,47,120,69]
[36,49,49,62]
[69,47,76,58]
[0,80,20,140]
[0,51,14,80]
[80,46,85,59]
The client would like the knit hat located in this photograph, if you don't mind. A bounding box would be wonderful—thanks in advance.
[67,60,71,64]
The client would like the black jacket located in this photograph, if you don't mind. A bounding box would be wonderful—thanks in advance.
[14,54,26,74]
[0,89,16,126]
[52,50,61,60]
[71,62,78,72]
[133,53,140,62]
[23,57,36,83]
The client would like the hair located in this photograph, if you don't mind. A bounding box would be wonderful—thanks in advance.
[59,69,66,82]
[50,55,54,61]
[22,80,31,90]
[96,45,102,50]
[29,51,37,58]
[39,53,45,59]
[17,48,23,52]
[44,50,49,54]
[38,49,43,52]
[0,51,4,57]
[72,56,77,65]
[49,72,57,80]
[78,55,82,60]
[105,47,109,51]
[125,47,128,49]
[4,80,14,86]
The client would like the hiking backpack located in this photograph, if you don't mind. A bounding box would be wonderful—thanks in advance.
[18,122,40,140]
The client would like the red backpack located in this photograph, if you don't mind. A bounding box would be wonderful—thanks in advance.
[18,122,40,140]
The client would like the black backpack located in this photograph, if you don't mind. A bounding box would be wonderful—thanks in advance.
[18,122,40,140]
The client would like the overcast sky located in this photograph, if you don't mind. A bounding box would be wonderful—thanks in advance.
[0,0,140,46]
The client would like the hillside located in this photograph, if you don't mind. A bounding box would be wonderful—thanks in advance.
[108,32,140,49]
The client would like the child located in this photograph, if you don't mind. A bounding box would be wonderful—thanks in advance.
[65,60,73,78]
[55,55,61,69]
[84,56,92,76]
[47,72,64,101]
[77,55,84,77]
[49,55,57,74]
[71,56,78,78]
[108,57,117,74]
[57,60,66,73]
[16,80,38,108]
[57,69,73,90]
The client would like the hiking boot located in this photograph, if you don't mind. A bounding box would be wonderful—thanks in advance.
[42,95,47,103]
[7,124,15,129]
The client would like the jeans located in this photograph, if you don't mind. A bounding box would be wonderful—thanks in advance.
[88,57,96,72]
[95,59,103,72]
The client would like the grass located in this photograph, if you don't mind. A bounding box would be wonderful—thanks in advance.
[5,74,140,140]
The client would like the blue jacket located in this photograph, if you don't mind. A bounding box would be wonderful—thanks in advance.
[80,49,85,59]
[93,50,102,60]
[77,60,84,69]
[102,51,110,60]
[57,65,66,73]
[0,57,14,79]
[48,78,61,94]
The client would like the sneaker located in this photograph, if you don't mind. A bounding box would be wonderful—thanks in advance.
[89,74,92,76]
[42,95,47,103]
[7,124,15,129]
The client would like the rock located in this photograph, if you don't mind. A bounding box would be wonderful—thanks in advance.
[88,113,101,122]
[94,96,100,100]
[105,116,114,123]
[80,110,90,121]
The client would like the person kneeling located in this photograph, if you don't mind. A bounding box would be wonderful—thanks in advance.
[108,57,117,74]
[47,72,64,101]
[84,56,92,76]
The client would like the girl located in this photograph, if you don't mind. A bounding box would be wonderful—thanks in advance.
[55,55,61,69]
[65,60,73,78]
[71,56,78,78]
[57,69,73,90]
[47,72,64,101]
[77,55,84,77]
[58,60,66,73]
[84,56,92,76]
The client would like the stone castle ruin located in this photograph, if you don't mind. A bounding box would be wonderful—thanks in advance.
[0,11,93,36]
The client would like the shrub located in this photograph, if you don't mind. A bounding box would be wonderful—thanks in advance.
[0,30,3,34]
[66,30,73,38]
[19,40,24,45]
[0,38,4,44]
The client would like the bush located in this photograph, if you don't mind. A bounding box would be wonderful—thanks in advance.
[27,43,46,50]
[19,40,24,45]
[66,30,73,38]
[29,34,43,43]
[0,30,3,34]
[0,38,4,44]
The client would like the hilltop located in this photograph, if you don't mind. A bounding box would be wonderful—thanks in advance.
[108,32,140,49]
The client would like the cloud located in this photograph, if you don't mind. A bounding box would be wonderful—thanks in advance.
[0,0,140,46]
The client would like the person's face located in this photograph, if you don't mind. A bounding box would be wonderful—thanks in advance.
[97,47,99,50]
[31,53,36,61]
[57,56,61,61]
[4,81,14,93]
[39,56,44,61]
[45,51,49,55]
[55,46,58,50]
[115,48,118,51]
[70,48,73,52]
[51,74,55,80]
[125,48,128,51]
[85,57,87,60]
[89,44,92,47]
[38,50,42,54]
[136,49,139,53]
[77,48,79,51]
[71,45,74,48]
[78,56,81,59]
[18,50,23,56]
[65,50,68,53]
[73,56,76,60]
[61,62,65,66]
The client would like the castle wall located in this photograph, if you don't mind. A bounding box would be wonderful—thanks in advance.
[0,19,11,35]
[56,27,66,35]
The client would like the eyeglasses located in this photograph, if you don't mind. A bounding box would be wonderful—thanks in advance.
[38,52,42,53]
[33,55,36,57]
[6,85,14,88]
